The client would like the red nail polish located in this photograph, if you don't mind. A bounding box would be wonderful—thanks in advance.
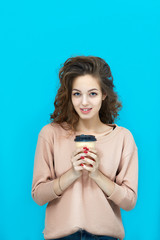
[80,163,84,166]
[84,150,88,153]
[83,147,87,149]
[80,156,85,159]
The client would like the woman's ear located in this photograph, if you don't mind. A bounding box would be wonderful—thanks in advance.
[102,93,107,101]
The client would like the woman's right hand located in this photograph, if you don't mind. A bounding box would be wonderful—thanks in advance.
[71,147,87,177]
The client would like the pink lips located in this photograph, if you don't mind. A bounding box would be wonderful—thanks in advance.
[80,108,92,114]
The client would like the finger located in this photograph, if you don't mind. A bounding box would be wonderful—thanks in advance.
[75,147,95,155]
[87,148,97,153]
[84,158,96,165]
[76,152,87,159]
[74,147,87,156]
[83,164,93,171]
[85,151,97,161]
[71,152,87,164]
[74,165,84,171]
[71,148,86,160]
[73,159,86,167]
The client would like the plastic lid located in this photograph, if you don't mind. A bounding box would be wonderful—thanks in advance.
[74,134,97,142]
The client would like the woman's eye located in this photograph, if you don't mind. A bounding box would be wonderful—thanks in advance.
[73,92,97,96]
[90,92,97,96]
[73,93,80,96]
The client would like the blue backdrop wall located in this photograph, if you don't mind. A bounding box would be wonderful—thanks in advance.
[0,1,159,240]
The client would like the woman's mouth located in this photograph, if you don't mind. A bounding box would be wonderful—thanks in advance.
[80,108,92,114]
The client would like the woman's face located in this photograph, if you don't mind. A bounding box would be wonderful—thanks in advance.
[71,74,107,120]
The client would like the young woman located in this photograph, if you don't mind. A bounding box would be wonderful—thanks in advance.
[31,56,138,240]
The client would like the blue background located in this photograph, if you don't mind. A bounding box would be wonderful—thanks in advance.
[0,1,159,240]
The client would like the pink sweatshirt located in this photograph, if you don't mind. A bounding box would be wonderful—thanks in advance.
[31,122,138,240]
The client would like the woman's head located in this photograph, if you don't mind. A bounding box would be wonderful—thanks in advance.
[71,74,107,123]
[50,55,122,136]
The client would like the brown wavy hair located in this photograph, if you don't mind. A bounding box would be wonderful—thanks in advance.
[50,55,122,137]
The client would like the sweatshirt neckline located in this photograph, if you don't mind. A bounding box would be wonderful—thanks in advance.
[70,123,122,143]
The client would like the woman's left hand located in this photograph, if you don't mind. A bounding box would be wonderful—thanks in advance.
[82,147,100,178]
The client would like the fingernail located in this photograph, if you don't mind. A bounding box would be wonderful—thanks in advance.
[80,163,84,166]
[80,156,85,159]
[84,150,88,153]
[83,147,89,151]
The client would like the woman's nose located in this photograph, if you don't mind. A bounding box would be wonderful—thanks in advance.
[81,95,89,105]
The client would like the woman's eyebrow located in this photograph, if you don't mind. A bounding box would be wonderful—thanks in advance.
[72,88,98,92]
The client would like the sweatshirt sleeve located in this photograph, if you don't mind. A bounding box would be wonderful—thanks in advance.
[107,130,138,211]
[31,134,61,206]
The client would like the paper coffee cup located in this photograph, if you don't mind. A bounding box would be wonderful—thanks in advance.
[74,134,97,167]
[74,134,97,149]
